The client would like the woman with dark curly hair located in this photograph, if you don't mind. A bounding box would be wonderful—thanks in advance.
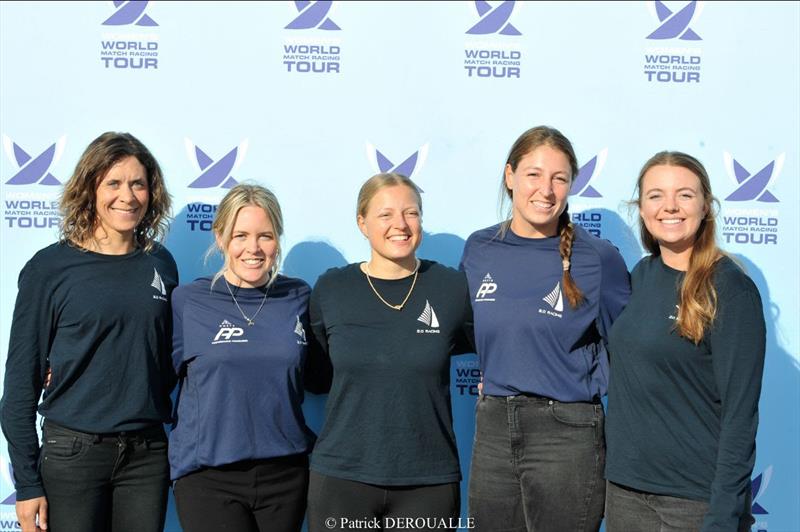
[1,132,178,532]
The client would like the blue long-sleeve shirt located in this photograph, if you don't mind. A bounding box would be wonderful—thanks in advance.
[459,223,630,401]
[169,275,319,480]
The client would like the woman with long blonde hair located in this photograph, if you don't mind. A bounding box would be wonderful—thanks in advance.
[604,151,765,531]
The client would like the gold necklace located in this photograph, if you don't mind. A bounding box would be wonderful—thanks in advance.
[363,259,420,311]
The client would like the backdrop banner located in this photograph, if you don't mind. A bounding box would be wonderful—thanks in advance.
[1,2,798,531]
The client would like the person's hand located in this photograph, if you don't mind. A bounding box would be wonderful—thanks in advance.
[16,496,47,531]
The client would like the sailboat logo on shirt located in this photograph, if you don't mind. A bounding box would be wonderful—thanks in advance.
[543,282,564,312]
[416,300,441,334]
[151,268,167,301]
[668,305,680,321]
[294,315,308,345]
[537,282,564,319]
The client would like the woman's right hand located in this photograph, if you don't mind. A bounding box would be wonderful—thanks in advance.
[16,496,47,531]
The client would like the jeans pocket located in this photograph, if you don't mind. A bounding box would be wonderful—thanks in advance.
[43,434,89,461]
[549,401,598,428]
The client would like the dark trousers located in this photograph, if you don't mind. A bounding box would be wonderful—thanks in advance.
[468,394,606,532]
[306,471,460,532]
[40,420,170,532]
[173,454,309,532]
[605,480,755,532]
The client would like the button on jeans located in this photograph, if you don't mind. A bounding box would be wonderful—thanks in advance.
[40,420,170,532]
[468,394,605,532]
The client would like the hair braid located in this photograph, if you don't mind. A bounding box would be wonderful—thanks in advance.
[558,210,585,309]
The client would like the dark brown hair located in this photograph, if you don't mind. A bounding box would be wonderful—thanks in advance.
[60,132,171,252]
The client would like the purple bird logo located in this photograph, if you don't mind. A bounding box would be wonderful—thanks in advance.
[184,138,249,189]
[285,1,340,30]
[365,142,429,182]
[723,152,783,203]
[570,149,607,198]
[646,1,702,40]
[102,0,158,27]
[3,135,65,186]
[466,1,521,36]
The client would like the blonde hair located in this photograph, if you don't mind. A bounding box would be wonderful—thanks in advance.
[60,131,171,252]
[636,151,723,343]
[356,172,422,218]
[500,126,584,309]
[209,183,284,288]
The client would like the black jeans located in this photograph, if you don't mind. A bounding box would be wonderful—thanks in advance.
[605,481,755,532]
[173,454,309,532]
[40,420,169,532]
[307,471,460,532]
[468,394,606,532]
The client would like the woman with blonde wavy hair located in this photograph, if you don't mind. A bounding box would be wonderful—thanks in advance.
[604,151,765,531]
[460,126,630,532]
[1,132,177,532]
[169,183,326,532]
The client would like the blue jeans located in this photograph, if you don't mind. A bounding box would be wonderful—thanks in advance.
[40,420,170,532]
[605,481,754,532]
[468,394,605,532]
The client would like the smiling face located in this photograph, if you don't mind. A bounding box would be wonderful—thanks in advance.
[505,144,572,238]
[639,164,708,261]
[93,155,149,245]
[219,204,278,288]
[357,184,422,272]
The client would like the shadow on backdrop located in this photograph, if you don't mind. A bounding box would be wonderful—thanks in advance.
[165,204,222,284]
[283,240,348,438]
[575,207,642,270]
[732,254,799,530]
[283,240,349,289]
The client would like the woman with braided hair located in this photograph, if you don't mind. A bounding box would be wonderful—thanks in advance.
[459,126,630,531]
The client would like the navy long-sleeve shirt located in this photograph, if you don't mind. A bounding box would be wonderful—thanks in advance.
[460,223,630,401]
[169,275,319,481]
[1,242,177,500]
[605,255,765,531]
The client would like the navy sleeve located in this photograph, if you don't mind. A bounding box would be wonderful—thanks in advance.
[597,245,631,346]
[303,290,332,394]
[309,281,327,354]
[308,278,331,382]
[451,273,475,355]
[162,251,179,392]
[0,261,52,500]
[170,285,187,374]
[701,286,766,531]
